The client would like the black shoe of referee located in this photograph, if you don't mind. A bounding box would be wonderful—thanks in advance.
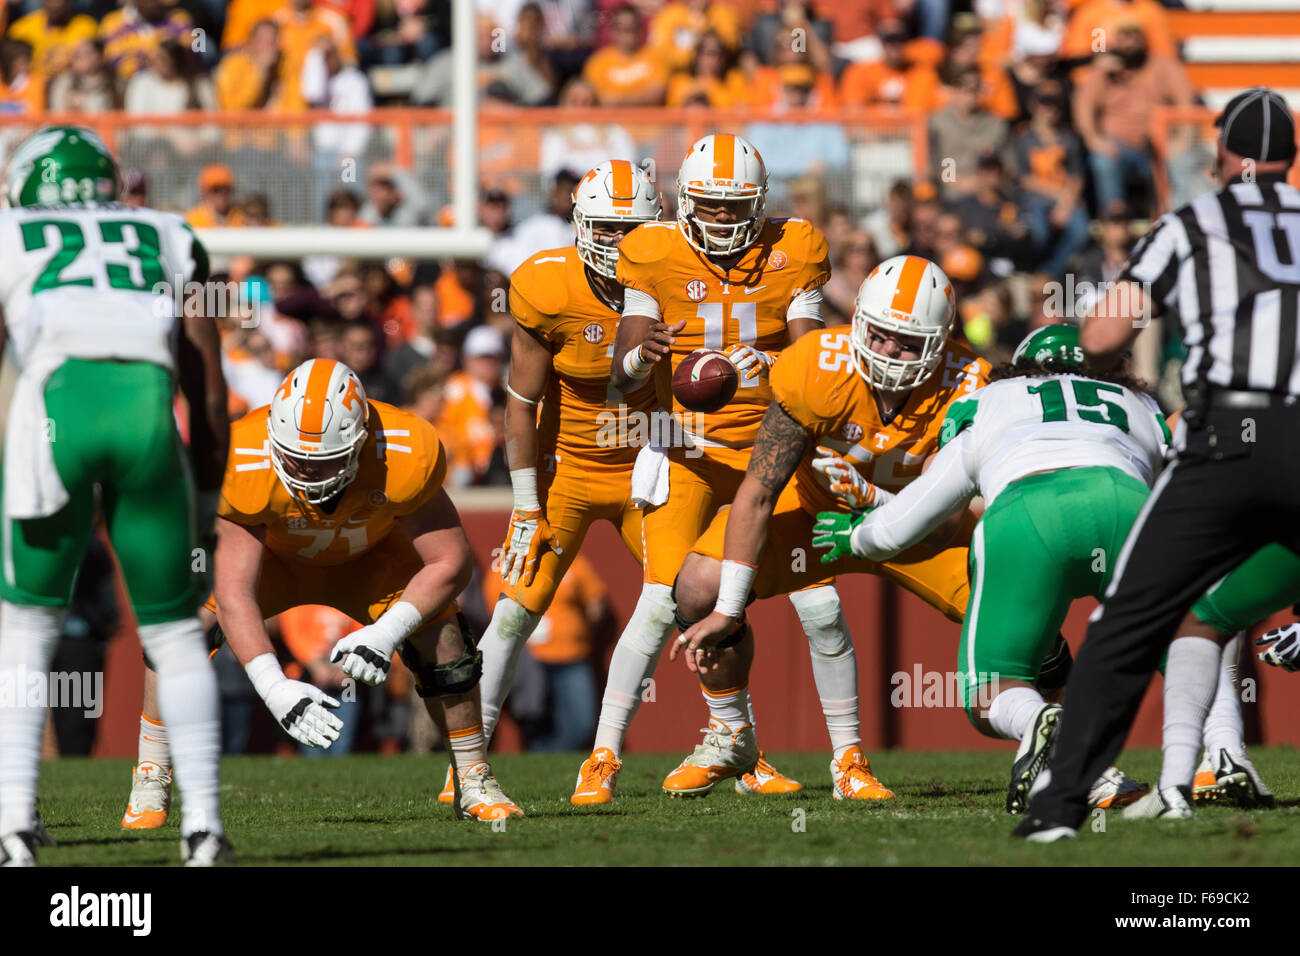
[1012,816,1077,843]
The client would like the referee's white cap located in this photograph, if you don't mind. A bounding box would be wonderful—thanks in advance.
[1215,87,1297,163]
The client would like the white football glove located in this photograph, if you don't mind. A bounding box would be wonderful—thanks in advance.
[502,507,561,587]
[810,445,894,512]
[263,678,343,749]
[723,344,774,381]
[330,625,400,685]
[1256,623,1300,672]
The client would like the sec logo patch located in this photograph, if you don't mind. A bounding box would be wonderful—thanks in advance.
[583,322,604,344]
[686,280,708,302]
[769,250,787,270]
[287,516,308,530]
[842,423,864,442]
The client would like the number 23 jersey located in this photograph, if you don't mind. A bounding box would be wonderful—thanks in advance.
[218,400,447,566]
[0,202,206,371]
[770,327,990,515]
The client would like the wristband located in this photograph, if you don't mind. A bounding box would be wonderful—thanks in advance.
[715,560,758,619]
[245,653,287,702]
[505,383,539,407]
[510,467,541,512]
[371,600,425,649]
[622,345,654,380]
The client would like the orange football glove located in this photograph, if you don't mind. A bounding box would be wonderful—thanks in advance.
[502,507,562,587]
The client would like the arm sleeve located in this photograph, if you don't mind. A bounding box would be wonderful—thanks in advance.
[786,285,824,323]
[622,286,660,321]
[851,429,979,561]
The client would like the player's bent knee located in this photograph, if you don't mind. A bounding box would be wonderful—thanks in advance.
[788,585,851,659]
[620,582,678,657]
[138,617,209,673]
[399,611,484,698]
[672,555,720,627]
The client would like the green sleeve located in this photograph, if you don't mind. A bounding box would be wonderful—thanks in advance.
[939,397,979,449]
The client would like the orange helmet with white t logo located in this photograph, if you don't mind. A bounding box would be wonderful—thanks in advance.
[267,359,369,504]
[676,133,768,257]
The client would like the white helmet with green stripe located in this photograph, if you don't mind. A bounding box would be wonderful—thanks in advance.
[4,125,121,208]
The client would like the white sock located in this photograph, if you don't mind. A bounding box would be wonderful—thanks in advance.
[703,683,750,730]
[987,685,1046,741]
[789,586,860,759]
[138,713,170,768]
[0,602,64,836]
[447,723,487,771]
[1202,634,1246,757]
[477,597,543,743]
[1160,636,1221,791]
[593,583,676,756]
[139,617,222,838]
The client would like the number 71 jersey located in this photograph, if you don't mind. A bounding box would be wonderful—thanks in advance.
[0,202,205,371]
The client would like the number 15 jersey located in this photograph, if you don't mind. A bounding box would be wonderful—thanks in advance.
[0,202,205,371]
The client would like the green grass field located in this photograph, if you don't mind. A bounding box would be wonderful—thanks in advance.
[30,747,1300,866]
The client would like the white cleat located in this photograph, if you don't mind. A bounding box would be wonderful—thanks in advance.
[122,760,172,830]
[453,761,525,821]
[182,831,235,866]
[1122,785,1194,820]
[1007,703,1062,814]
[1206,747,1275,807]
[1088,766,1149,809]
[0,831,38,867]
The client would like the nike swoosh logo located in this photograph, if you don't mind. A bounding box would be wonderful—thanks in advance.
[743,286,766,295]
[123,811,147,823]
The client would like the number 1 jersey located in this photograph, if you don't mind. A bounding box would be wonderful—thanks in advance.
[0,202,206,371]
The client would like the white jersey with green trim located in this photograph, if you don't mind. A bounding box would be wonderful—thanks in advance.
[0,201,204,372]
[849,373,1170,562]
[948,374,1169,507]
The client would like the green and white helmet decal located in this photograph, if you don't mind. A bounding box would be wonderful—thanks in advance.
[5,125,121,208]
[1012,322,1086,369]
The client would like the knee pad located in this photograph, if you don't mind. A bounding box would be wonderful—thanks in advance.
[621,583,678,657]
[787,586,851,659]
[400,612,484,698]
[138,617,208,673]
[490,596,543,644]
[144,621,224,671]
[1036,634,1073,692]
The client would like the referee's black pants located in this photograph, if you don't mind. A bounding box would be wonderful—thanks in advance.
[1026,401,1300,829]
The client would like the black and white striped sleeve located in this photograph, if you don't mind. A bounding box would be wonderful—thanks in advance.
[1118,213,1187,315]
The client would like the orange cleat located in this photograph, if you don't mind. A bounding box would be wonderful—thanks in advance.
[735,751,803,794]
[121,761,171,830]
[571,748,622,805]
[662,718,758,797]
[831,746,895,800]
[437,764,455,804]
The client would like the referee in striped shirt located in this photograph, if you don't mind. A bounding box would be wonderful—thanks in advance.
[1016,87,1300,841]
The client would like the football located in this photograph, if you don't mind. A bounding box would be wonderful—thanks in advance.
[672,349,739,413]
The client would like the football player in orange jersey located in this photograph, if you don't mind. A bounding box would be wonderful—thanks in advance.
[672,255,989,797]
[427,159,663,806]
[123,358,524,826]
[600,132,856,799]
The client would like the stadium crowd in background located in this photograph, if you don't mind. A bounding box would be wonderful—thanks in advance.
[4,0,1280,755]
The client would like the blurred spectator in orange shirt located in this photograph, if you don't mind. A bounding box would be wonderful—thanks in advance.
[482,552,608,752]
[439,326,504,487]
[838,20,940,111]
[99,0,194,82]
[583,5,668,106]
[274,0,357,111]
[0,40,45,113]
[216,18,286,110]
[937,16,1018,120]
[650,0,740,73]
[7,0,98,78]
[666,29,740,108]
[1061,0,1173,62]
[186,164,246,228]
[278,605,363,756]
[223,0,287,49]
[47,39,121,112]
[743,26,836,109]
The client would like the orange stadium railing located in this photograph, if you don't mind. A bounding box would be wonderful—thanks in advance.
[0,107,929,228]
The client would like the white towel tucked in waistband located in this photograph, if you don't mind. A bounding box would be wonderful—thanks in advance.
[630,444,670,508]
[4,350,72,520]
